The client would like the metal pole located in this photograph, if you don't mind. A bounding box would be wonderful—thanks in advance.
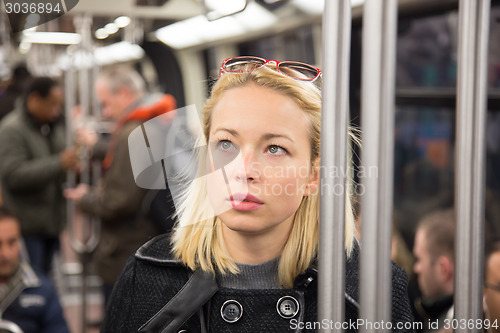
[66,14,101,333]
[359,0,398,332]
[64,64,77,261]
[454,1,490,331]
[64,67,77,188]
[76,16,91,333]
[318,1,351,332]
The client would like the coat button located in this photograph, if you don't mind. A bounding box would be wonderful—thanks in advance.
[220,300,243,323]
[276,296,300,319]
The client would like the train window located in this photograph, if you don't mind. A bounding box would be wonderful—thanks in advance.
[397,13,458,88]
[396,5,500,89]
[393,106,455,245]
[389,3,500,246]
[393,106,500,245]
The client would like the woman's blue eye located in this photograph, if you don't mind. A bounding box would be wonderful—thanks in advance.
[218,140,236,151]
[268,145,286,155]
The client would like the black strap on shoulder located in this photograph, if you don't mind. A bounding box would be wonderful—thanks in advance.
[138,270,218,333]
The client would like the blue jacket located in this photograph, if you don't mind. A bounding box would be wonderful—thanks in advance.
[0,262,70,333]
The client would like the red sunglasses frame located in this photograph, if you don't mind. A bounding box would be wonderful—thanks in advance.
[219,56,322,82]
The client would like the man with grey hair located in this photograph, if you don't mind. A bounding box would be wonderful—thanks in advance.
[94,66,147,122]
[65,66,177,306]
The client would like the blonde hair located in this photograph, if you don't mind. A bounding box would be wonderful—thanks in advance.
[171,66,357,288]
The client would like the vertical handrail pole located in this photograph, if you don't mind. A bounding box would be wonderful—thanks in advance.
[359,1,398,332]
[318,1,351,332]
[454,1,490,331]
[65,14,101,333]
[79,14,94,333]
[65,67,77,199]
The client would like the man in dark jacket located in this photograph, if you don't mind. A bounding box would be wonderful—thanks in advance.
[0,206,70,333]
[0,77,78,275]
[65,66,177,306]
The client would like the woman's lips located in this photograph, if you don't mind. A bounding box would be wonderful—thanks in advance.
[228,193,264,211]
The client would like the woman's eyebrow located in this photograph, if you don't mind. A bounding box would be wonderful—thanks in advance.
[212,128,294,143]
[262,133,294,143]
[213,128,238,136]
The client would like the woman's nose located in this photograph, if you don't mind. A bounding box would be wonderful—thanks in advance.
[234,150,261,182]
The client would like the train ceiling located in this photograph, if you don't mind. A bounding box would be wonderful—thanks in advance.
[2,0,326,49]
[72,0,202,20]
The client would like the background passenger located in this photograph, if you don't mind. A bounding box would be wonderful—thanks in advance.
[64,66,177,308]
[0,77,78,276]
[412,208,455,332]
[0,206,70,333]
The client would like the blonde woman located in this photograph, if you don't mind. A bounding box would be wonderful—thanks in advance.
[102,56,413,332]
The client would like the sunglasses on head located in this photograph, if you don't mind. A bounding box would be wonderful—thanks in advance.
[219,56,322,82]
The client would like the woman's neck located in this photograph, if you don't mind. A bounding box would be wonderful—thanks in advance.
[221,221,292,264]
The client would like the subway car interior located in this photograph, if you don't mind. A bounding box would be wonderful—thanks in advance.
[0,0,500,332]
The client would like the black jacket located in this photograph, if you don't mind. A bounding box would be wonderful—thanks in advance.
[102,234,414,332]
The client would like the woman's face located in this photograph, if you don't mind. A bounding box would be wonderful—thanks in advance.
[206,84,318,236]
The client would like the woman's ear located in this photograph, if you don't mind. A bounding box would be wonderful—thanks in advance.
[304,159,320,196]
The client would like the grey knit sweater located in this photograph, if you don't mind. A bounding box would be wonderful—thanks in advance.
[216,257,281,289]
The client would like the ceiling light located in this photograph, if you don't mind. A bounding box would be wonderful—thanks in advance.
[351,0,365,6]
[292,0,364,15]
[204,0,247,20]
[291,0,324,15]
[104,23,119,34]
[94,41,145,65]
[156,18,203,49]
[156,15,244,49]
[234,1,277,31]
[95,28,109,39]
[156,2,276,49]
[115,16,131,28]
[21,32,82,45]
[59,42,145,69]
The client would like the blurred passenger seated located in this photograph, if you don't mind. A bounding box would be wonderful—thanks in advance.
[0,206,70,333]
[484,240,500,333]
[412,208,455,332]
